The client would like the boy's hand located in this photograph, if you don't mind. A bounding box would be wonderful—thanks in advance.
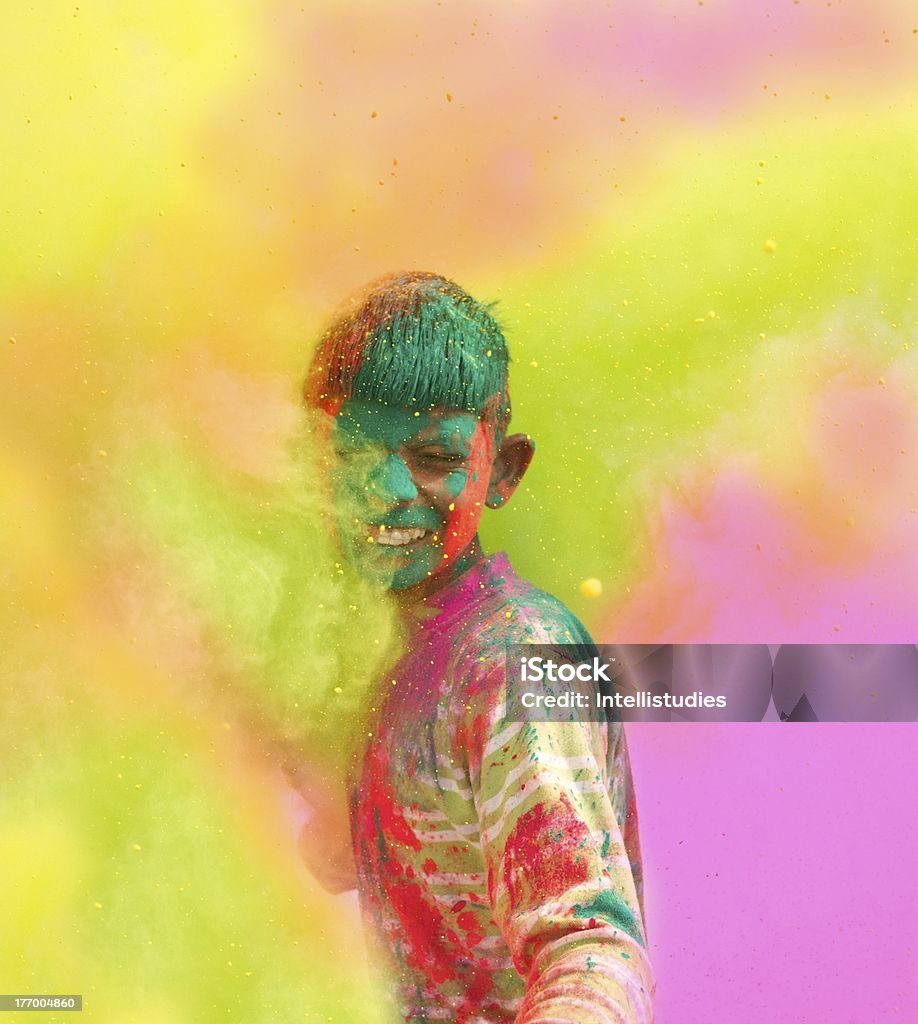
[283,760,357,894]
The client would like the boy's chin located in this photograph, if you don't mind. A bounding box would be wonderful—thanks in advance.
[344,543,439,592]
[345,545,481,597]
[390,548,481,594]
[389,554,440,591]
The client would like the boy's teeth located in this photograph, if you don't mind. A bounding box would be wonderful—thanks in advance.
[373,526,428,546]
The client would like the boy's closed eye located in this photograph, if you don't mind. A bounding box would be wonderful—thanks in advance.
[410,447,465,466]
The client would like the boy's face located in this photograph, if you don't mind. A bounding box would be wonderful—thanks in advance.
[328,398,528,593]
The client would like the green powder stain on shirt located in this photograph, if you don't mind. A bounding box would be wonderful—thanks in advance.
[573,891,643,945]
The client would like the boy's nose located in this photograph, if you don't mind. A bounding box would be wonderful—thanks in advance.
[365,453,418,504]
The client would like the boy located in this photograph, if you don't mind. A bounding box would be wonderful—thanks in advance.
[303,272,654,1024]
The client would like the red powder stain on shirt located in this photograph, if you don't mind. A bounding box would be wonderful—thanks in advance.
[503,795,592,908]
[359,741,423,853]
[456,910,480,931]
[387,878,457,985]
[454,958,498,1024]
[385,879,497,1020]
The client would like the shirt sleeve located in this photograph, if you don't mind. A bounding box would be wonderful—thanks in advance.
[457,656,655,1024]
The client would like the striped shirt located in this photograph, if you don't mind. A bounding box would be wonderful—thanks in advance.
[350,553,654,1024]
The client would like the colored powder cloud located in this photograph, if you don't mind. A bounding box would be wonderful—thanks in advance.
[3,1,918,1019]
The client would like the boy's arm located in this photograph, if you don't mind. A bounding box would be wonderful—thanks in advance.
[282,761,358,893]
[461,665,654,1024]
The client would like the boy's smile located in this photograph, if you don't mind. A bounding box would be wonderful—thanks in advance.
[330,398,497,592]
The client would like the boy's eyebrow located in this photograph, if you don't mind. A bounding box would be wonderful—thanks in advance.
[410,423,476,446]
[405,438,468,454]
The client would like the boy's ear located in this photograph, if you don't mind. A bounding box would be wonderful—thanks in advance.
[486,433,535,509]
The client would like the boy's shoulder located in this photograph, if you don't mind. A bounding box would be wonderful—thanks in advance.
[446,553,594,677]
[439,555,602,756]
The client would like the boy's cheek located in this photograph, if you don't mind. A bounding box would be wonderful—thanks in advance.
[444,469,468,497]
[441,477,489,562]
[330,459,377,510]
[442,511,476,562]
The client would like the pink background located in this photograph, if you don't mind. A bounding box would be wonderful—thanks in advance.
[629,723,918,1021]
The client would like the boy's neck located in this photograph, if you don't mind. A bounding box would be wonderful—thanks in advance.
[394,535,487,612]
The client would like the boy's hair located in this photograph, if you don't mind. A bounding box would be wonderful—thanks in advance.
[305,271,511,436]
